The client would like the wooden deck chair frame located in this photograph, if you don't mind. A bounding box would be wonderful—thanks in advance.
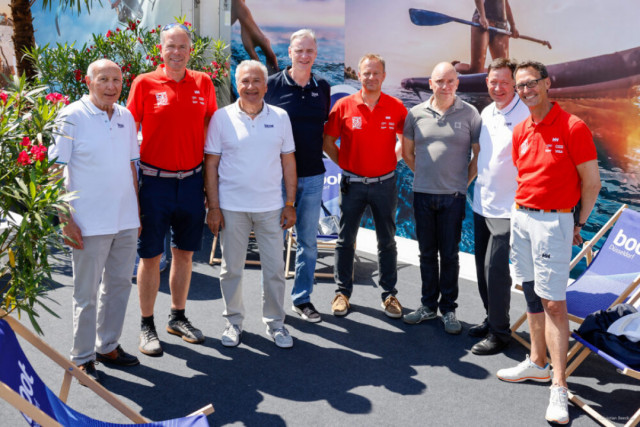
[284,230,353,280]
[0,311,213,426]
[209,232,261,267]
[510,204,640,350]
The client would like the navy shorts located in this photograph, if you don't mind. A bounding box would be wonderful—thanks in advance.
[137,169,205,258]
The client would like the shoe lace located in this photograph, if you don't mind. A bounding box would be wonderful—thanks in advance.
[273,327,289,337]
[549,386,568,406]
[141,325,158,341]
[225,324,240,336]
[178,318,198,334]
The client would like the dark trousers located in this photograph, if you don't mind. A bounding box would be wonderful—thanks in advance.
[473,213,512,342]
[414,192,466,314]
[334,176,398,301]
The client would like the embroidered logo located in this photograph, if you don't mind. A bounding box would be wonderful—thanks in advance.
[541,253,551,259]
[520,139,529,155]
[194,90,200,94]
[454,122,461,129]
[155,92,168,106]
[311,92,319,97]
[117,123,124,128]
[555,144,564,153]
[552,137,559,142]
[352,117,362,129]
[546,144,553,153]
[264,124,274,128]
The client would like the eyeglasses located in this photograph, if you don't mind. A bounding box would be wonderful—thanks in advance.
[162,23,190,33]
[514,77,545,91]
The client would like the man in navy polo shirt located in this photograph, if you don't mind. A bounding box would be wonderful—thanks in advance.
[265,29,331,323]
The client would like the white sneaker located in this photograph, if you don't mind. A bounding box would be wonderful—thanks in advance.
[221,324,242,347]
[266,326,293,348]
[496,355,551,382]
[545,385,569,424]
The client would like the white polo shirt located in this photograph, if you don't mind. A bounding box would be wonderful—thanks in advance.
[204,101,295,212]
[50,95,140,236]
[472,95,530,218]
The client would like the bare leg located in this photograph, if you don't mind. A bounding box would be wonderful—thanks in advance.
[169,248,194,310]
[469,26,489,73]
[138,254,162,317]
[488,34,510,61]
[527,311,548,367]
[542,299,569,387]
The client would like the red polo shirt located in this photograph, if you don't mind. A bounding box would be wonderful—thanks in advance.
[324,90,407,177]
[127,65,217,171]
[512,102,597,210]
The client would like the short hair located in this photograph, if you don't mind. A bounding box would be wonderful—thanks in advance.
[290,28,316,45]
[86,59,120,80]
[160,23,192,47]
[235,60,268,86]
[487,57,517,75]
[514,60,549,79]
[358,53,386,72]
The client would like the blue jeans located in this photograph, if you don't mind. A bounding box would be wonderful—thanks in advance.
[291,173,324,306]
[335,176,398,300]
[414,192,466,314]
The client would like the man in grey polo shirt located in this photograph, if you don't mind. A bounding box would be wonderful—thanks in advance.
[469,58,530,355]
[402,62,481,334]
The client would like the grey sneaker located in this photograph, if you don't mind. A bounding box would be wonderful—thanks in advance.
[403,305,437,324]
[545,385,569,424]
[221,324,242,347]
[266,326,293,348]
[167,317,205,344]
[442,311,462,334]
[496,355,551,383]
[139,324,163,356]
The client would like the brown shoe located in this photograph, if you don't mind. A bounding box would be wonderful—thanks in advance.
[331,294,350,316]
[381,295,403,318]
[77,360,100,385]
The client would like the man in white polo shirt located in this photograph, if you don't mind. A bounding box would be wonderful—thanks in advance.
[470,58,529,355]
[51,59,141,383]
[204,59,297,349]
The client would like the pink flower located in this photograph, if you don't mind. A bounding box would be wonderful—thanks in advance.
[74,69,83,82]
[106,30,113,38]
[45,93,69,105]
[184,21,192,27]
[30,144,47,162]
[0,91,7,103]
[150,28,156,34]
[211,61,218,68]
[20,136,30,147]
[17,150,31,166]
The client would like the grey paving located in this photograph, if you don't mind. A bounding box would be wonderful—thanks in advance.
[1,230,638,426]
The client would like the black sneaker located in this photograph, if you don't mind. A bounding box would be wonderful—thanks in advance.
[292,302,322,323]
[167,317,205,343]
[139,324,163,356]
[77,360,100,385]
[97,345,140,366]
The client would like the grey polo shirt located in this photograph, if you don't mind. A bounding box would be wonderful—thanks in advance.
[403,96,481,194]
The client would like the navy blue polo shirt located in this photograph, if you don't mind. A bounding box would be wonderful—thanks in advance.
[266,67,331,177]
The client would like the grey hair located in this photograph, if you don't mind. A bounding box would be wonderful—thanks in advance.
[235,60,268,86]
[290,28,317,45]
[86,59,120,80]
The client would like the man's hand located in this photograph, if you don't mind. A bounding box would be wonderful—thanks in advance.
[573,226,584,246]
[62,221,84,250]
[207,208,225,237]
[280,206,296,230]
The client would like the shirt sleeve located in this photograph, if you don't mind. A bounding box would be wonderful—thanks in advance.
[204,110,223,155]
[281,111,296,154]
[49,109,75,164]
[568,120,597,166]
[126,76,144,123]
[126,112,140,161]
[396,102,408,135]
[403,110,416,141]
[323,100,343,138]
[512,124,523,166]
[204,77,218,122]
[471,107,482,144]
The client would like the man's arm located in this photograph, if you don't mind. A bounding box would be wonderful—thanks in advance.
[130,161,141,236]
[468,143,480,187]
[474,0,488,29]
[51,164,83,250]
[280,152,297,229]
[402,137,416,172]
[394,134,404,161]
[573,159,601,245]
[323,134,340,165]
[505,0,519,38]
[204,154,225,237]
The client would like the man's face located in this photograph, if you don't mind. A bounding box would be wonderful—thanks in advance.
[86,64,122,108]
[237,65,267,105]
[514,67,550,109]
[161,28,191,72]
[486,67,516,109]
[358,59,385,93]
[288,36,317,72]
[429,65,459,103]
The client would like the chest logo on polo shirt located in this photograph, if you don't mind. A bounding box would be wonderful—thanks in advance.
[192,94,205,105]
[264,124,274,128]
[311,92,319,97]
[352,117,362,129]
[117,123,124,128]
[455,122,461,129]
[520,139,529,155]
[155,92,168,106]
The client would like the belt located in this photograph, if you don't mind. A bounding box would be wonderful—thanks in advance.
[140,163,202,179]
[515,203,575,213]
[344,171,395,184]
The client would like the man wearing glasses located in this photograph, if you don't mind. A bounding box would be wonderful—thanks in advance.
[469,57,529,355]
[497,61,600,425]
[402,62,481,335]
[127,23,217,356]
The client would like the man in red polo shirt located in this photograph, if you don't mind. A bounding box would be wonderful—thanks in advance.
[323,53,407,318]
[127,23,217,356]
[496,60,601,425]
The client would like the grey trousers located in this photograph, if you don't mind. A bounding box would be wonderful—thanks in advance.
[70,228,138,365]
[473,213,512,342]
[219,209,286,330]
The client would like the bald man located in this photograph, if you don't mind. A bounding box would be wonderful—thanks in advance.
[402,62,481,334]
[51,59,141,383]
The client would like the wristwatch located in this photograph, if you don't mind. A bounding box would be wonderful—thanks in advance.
[574,221,586,228]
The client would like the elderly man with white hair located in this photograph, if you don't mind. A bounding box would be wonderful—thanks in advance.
[205,59,298,348]
[52,59,141,383]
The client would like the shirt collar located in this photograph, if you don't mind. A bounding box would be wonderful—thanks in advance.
[233,99,271,119]
[524,102,560,129]
[493,94,521,117]
[153,64,195,83]
[80,94,122,117]
[425,95,462,113]
[282,66,318,88]
[355,90,388,108]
